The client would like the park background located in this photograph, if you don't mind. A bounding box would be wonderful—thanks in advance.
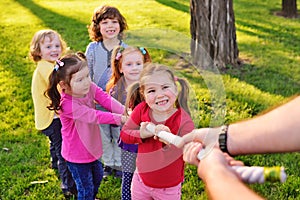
[0,0,300,199]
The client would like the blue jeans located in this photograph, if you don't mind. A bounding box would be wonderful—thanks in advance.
[67,160,103,200]
[42,119,76,194]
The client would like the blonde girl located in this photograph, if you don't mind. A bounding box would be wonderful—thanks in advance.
[30,29,76,198]
[121,63,195,200]
[46,52,126,200]
[106,46,151,199]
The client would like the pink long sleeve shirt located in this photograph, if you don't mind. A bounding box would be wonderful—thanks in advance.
[60,82,125,163]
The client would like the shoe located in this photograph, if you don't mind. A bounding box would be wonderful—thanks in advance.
[103,166,113,178]
[63,190,77,200]
[51,163,58,169]
[114,170,122,178]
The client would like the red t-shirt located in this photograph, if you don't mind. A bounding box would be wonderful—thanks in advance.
[121,101,195,188]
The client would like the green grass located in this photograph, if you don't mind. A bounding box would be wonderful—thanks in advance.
[1,0,300,199]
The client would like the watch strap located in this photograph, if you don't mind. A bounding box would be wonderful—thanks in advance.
[218,125,232,156]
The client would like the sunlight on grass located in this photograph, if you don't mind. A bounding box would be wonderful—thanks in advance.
[1,1,40,25]
[1,0,300,199]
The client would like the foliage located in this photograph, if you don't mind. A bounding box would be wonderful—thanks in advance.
[0,0,299,199]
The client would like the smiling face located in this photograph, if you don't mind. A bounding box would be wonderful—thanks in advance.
[143,71,178,115]
[121,50,144,86]
[99,18,120,40]
[39,34,62,63]
[63,66,91,98]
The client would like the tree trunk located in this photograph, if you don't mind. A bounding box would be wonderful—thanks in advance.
[190,0,239,69]
[282,0,298,18]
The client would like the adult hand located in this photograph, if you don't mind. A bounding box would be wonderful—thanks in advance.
[197,147,243,180]
[181,127,220,147]
[183,141,243,176]
[183,142,203,166]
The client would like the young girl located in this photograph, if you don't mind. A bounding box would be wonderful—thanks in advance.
[85,5,128,177]
[121,63,195,200]
[30,29,77,198]
[106,45,151,199]
[46,52,126,200]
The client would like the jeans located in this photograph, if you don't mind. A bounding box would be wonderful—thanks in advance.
[42,119,76,194]
[49,141,58,168]
[67,160,103,200]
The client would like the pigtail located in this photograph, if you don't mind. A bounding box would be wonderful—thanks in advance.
[76,51,86,60]
[45,70,61,113]
[106,46,122,93]
[142,48,152,63]
[176,78,191,116]
[125,82,144,115]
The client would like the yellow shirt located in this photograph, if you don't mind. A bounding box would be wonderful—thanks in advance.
[31,60,55,130]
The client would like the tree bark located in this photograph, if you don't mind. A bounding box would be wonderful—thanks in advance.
[190,0,239,69]
[282,0,298,18]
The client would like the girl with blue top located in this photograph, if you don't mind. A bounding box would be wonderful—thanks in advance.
[85,5,128,177]
[106,45,151,199]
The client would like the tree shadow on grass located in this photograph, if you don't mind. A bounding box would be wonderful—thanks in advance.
[0,0,91,129]
[232,19,300,97]
[154,0,189,13]
[13,0,89,51]
[230,0,300,97]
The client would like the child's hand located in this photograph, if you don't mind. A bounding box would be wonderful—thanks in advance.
[121,115,128,124]
[152,124,171,144]
[140,122,155,139]
[126,108,133,116]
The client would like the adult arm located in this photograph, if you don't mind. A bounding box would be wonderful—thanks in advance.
[228,96,300,155]
[182,96,300,155]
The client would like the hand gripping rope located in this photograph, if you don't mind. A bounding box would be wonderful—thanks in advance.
[146,124,287,184]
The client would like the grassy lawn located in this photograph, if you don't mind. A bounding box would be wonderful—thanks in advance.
[0,0,300,199]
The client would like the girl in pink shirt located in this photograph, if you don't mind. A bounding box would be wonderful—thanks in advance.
[46,52,126,200]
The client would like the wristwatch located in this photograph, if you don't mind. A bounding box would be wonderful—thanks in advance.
[218,125,232,155]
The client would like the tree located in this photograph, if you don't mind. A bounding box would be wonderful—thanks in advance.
[190,0,239,69]
[282,0,298,18]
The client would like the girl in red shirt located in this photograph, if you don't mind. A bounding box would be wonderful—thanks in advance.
[121,63,194,200]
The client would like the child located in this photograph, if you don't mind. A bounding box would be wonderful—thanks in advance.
[29,29,77,198]
[121,63,195,200]
[85,5,128,178]
[46,52,126,200]
[106,46,151,199]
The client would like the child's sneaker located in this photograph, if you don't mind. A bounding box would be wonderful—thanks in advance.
[103,166,113,178]
[114,170,122,178]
